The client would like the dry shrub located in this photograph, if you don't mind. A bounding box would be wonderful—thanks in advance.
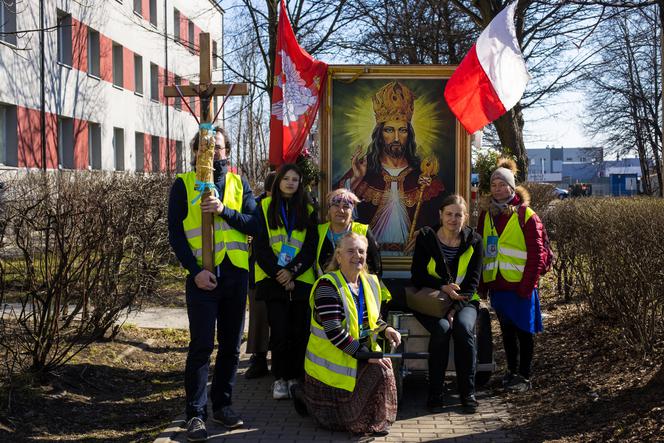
[0,171,173,378]
[543,197,664,354]
[523,182,557,214]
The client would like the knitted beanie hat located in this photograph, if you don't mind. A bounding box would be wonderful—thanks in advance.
[490,167,516,190]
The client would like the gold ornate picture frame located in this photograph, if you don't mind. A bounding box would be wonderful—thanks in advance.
[318,65,471,273]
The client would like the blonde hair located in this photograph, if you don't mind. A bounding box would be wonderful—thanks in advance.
[324,232,369,274]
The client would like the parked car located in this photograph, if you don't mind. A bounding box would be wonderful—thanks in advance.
[553,187,569,199]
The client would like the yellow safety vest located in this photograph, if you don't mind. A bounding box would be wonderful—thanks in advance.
[254,196,316,284]
[315,222,368,277]
[426,246,480,301]
[304,270,382,392]
[178,171,249,270]
[482,209,533,283]
[315,222,392,303]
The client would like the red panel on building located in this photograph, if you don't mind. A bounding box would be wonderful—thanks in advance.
[71,18,88,72]
[169,139,176,172]
[99,34,113,82]
[142,0,150,21]
[194,24,201,55]
[17,106,57,169]
[159,137,167,172]
[180,15,188,43]
[158,66,165,104]
[123,47,134,91]
[144,133,152,172]
[73,119,89,169]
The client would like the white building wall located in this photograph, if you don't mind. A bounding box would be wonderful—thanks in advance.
[0,0,224,172]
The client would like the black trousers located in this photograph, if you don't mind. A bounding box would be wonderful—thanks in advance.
[416,303,478,398]
[497,312,534,379]
[266,294,311,381]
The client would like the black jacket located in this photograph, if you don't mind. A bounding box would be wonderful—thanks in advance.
[410,225,483,295]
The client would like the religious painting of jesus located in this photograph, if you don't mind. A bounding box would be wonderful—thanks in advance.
[319,66,471,268]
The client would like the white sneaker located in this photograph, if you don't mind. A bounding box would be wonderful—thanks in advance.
[272,378,289,400]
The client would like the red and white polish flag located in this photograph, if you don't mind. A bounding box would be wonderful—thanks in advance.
[444,2,530,134]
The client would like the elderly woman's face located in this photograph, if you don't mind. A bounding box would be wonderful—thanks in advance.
[336,237,367,273]
[328,199,353,225]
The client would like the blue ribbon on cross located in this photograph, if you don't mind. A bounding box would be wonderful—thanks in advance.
[191,180,219,205]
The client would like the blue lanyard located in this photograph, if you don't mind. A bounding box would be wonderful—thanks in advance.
[280,202,295,241]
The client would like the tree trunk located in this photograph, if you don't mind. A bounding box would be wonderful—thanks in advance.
[659,1,664,196]
[267,0,278,98]
[492,103,528,182]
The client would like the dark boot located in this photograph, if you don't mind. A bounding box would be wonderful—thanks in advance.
[245,353,269,379]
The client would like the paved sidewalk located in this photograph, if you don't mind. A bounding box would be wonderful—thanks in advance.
[154,350,514,443]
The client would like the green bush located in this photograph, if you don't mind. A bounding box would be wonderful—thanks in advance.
[543,197,664,354]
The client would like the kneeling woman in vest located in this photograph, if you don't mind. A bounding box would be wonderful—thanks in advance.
[477,159,545,393]
[411,194,483,413]
[253,164,318,400]
[297,232,401,437]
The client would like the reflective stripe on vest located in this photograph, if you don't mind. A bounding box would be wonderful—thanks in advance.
[482,209,533,283]
[315,222,368,277]
[253,196,316,284]
[426,246,479,301]
[178,171,248,269]
[304,271,381,392]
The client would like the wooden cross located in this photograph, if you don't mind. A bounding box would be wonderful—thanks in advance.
[164,33,249,272]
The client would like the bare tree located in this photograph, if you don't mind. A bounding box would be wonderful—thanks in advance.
[582,7,663,195]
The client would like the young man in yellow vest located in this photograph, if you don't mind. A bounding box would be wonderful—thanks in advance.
[168,126,256,441]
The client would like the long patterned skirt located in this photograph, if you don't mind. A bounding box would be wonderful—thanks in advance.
[304,361,398,434]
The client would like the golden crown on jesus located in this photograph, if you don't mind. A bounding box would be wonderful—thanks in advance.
[372,81,415,124]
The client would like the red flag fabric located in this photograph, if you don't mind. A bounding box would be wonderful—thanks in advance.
[444,2,530,134]
[269,1,328,166]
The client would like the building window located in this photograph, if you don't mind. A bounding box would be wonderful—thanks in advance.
[174,76,181,110]
[88,123,101,170]
[188,20,194,53]
[212,41,218,70]
[150,63,158,101]
[0,1,17,45]
[149,0,157,27]
[174,9,180,42]
[135,132,144,172]
[175,140,183,173]
[57,11,73,66]
[134,54,143,95]
[58,117,74,169]
[113,127,125,171]
[151,135,160,172]
[112,43,124,88]
[133,0,141,15]
[0,104,18,166]
[87,28,101,77]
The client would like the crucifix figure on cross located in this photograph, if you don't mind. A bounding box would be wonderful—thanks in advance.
[164,33,249,272]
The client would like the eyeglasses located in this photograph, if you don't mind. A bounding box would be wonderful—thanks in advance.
[330,203,353,211]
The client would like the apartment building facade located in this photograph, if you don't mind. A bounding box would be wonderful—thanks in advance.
[0,0,224,172]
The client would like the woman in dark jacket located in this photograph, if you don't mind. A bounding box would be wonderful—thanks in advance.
[253,164,318,400]
[411,194,483,413]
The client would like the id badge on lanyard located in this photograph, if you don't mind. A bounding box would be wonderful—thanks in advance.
[486,216,499,258]
[278,203,296,266]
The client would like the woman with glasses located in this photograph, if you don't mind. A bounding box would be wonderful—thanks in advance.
[314,189,382,278]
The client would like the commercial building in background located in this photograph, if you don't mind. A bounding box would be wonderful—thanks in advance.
[0,0,224,172]
[526,146,649,195]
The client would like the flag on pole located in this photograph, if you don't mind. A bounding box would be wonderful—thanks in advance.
[269,0,328,166]
[444,2,530,134]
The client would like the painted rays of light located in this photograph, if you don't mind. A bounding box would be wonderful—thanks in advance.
[342,91,443,158]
